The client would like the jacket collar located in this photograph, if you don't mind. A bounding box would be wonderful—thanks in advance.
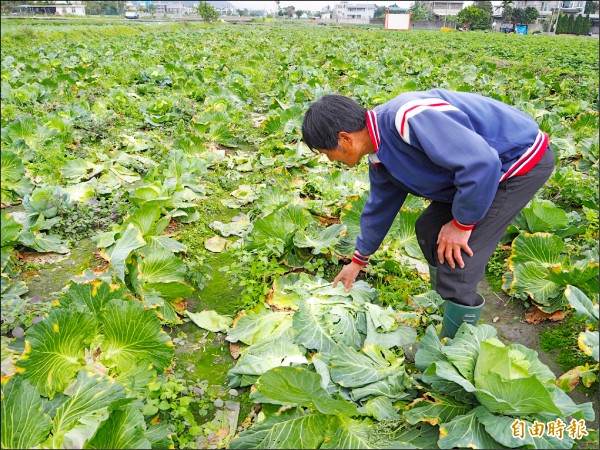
[366,110,381,152]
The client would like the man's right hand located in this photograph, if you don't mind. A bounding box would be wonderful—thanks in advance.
[333,261,363,292]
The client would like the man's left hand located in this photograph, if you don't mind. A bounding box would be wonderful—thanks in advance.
[437,220,473,269]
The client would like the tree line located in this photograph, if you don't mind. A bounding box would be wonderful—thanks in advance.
[555,13,592,35]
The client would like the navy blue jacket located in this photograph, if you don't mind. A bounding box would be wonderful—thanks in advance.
[356,89,548,257]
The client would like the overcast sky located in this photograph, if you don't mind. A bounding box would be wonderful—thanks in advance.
[228,1,487,12]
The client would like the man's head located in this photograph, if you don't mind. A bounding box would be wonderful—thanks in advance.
[302,94,373,167]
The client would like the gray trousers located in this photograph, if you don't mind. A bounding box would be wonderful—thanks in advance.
[415,146,555,306]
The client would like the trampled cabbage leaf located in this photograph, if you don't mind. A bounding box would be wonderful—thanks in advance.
[18,229,69,254]
[99,222,146,282]
[293,223,347,255]
[229,407,332,449]
[232,366,411,449]
[247,203,315,252]
[186,309,233,333]
[226,310,293,346]
[253,183,299,217]
[1,212,22,248]
[1,150,34,204]
[330,344,413,402]
[210,214,253,238]
[227,330,308,388]
[293,297,364,354]
[250,367,359,416]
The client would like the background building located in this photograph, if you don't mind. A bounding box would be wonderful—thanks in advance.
[334,2,376,19]
[424,1,464,17]
[18,0,86,15]
[206,1,236,15]
[146,1,237,16]
[509,1,590,16]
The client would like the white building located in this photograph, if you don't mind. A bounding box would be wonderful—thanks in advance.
[424,1,464,17]
[153,1,197,15]
[512,1,588,16]
[18,0,86,16]
[334,2,376,19]
[207,1,237,15]
[53,0,86,15]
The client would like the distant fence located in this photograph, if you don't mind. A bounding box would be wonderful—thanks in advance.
[370,17,457,29]
[316,17,459,28]
[317,17,371,25]
[413,19,457,30]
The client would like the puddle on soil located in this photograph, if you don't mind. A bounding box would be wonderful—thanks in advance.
[191,250,245,316]
[170,247,254,426]
[478,280,600,430]
[171,247,243,384]
[172,324,235,384]
[18,238,98,302]
[171,306,256,432]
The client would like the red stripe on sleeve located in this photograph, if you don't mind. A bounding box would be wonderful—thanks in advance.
[453,218,475,230]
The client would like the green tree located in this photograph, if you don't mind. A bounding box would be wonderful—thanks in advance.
[374,5,387,18]
[513,8,525,24]
[566,13,575,34]
[555,13,562,33]
[560,13,568,33]
[473,1,493,15]
[561,13,569,33]
[584,1,599,14]
[512,7,538,25]
[238,8,248,17]
[409,1,433,21]
[523,6,539,24]
[500,0,513,11]
[82,1,125,15]
[0,1,22,13]
[457,5,492,30]
[584,14,591,35]
[574,14,584,35]
[374,3,400,18]
[196,1,219,22]
[501,5,514,26]
[148,3,156,16]
[295,9,304,18]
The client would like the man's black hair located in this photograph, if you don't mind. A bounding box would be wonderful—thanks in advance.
[302,94,367,151]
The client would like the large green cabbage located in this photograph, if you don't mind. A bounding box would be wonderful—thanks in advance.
[411,324,595,449]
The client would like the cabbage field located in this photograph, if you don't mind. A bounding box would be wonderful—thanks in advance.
[1,19,599,449]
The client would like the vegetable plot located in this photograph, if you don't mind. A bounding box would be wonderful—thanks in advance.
[1,20,598,449]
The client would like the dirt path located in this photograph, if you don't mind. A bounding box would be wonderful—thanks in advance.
[478,280,599,430]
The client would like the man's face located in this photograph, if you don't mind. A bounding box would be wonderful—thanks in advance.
[320,141,363,168]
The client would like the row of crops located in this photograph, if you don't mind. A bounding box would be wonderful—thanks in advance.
[1,20,598,448]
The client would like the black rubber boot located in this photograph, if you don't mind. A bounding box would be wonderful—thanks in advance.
[439,295,485,340]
